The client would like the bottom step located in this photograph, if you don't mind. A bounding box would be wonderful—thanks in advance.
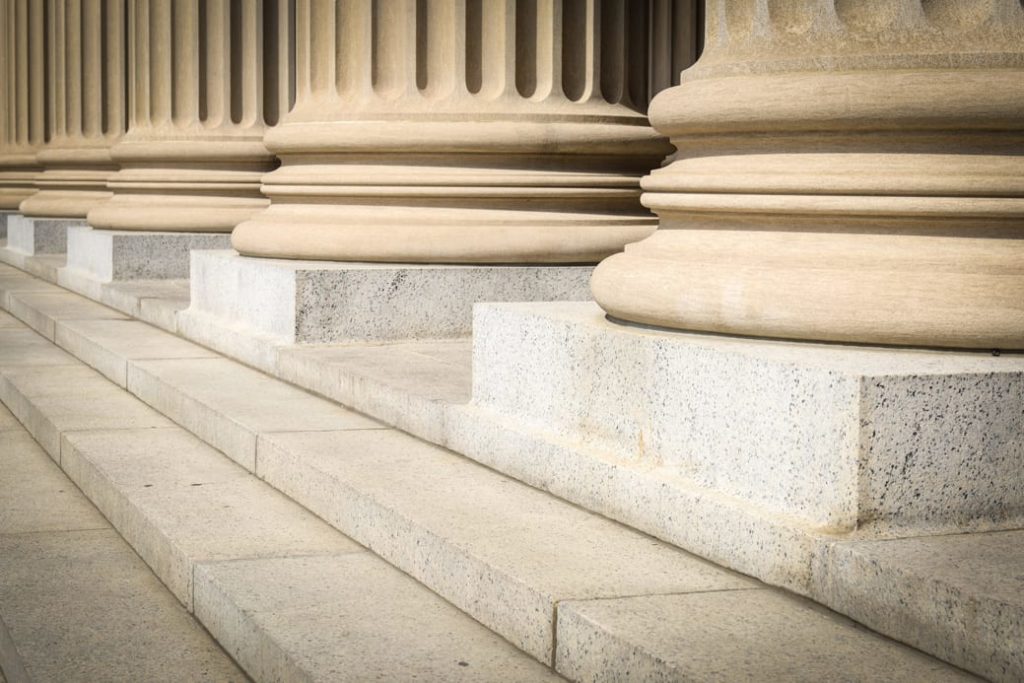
[0,410,246,682]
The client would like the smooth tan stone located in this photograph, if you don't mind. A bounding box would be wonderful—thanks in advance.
[591,0,1024,349]
[0,327,78,368]
[0,1,45,211]
[19,0,126,218]
[232,1,699,263]
[86,0,290,233]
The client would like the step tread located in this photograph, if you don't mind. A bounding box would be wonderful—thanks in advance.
[556,590,978,682]
[9,290,128,340]
[0,404,247,682]
[0,323,562,681]
[814,532,1024,682]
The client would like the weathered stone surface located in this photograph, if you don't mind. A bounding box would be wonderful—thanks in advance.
[195,555,563,682]
[813,532,1024,683]
[7,290,127,340]
[258,428,753,663]
[0,327,78,368]
[556,591,977,682]
[55,318,216,387]
[0,364,172,459]
[465,302,1024,535]
[61,427,360,608]
[128,356,381,471]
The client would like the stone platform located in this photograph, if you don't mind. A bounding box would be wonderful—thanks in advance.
[450,302,1024,589]
[58,226,231,300]
[178,249,593,371]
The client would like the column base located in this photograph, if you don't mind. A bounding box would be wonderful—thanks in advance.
[449,301,1024,589]
[178,250,593,371]
[0,215,83,280]
[57,227,232,298]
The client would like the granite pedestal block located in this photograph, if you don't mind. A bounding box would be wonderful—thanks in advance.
[178,250,593,370]
[6,215,83,255]
[450,302,1024,589]
[61,226,231,283]
[0,210,11,238]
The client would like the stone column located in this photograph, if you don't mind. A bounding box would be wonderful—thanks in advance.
[86,0,289,232]
[0,0,47,210]
[592,0,1024,349]
[19,0,126,219]
[231,0,695,263]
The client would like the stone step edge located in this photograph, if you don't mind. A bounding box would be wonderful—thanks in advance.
[0,353,561,681]
[0,256,1008,681]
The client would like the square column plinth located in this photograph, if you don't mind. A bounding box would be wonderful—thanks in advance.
[449,302,1024,590]
[178,250,593,371]
[5,214,82,256]
[59,226,232,290]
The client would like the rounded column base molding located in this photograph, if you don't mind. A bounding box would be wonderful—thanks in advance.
[233,204,656,264]
[87,194,270,234]
[592,230,1024,350]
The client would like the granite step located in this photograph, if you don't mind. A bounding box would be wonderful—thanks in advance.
[0,403,247,682]
[0,319,560,681]
[0,264,994,681]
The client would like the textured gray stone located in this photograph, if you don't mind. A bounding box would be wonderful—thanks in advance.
[812,532,1024,683]
[55,318,216,387]
[555,590,978,682]
[194,554,565,682]
[127,356,382,471]
[60,428,360,608]
[63,226,231,282]
[6,215,81,255]
[179,249,591,365]
[257,428,753,663]
[466,302,1024,535]
[7,290,127,340]
[0,364,172,459]
[0,528,245,682]
[0,265,64,307]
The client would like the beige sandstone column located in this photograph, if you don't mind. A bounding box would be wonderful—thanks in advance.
[231,0,698,263]
[592,0,1024,349]
[20,0,126,218]
[87,0,290,232]
[0,0,46,210]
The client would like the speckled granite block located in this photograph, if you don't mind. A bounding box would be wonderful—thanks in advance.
[180,249,592,351]
[62,226,230,283]
[0,210,11,238]
[812,531,1024,683]
[6,215,81,255]
[467,302,1024,535]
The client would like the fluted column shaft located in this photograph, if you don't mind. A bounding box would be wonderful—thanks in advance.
[232,0,699,263]
[0,0,47,210]
[592,0,1024,349]
[19,0,127,218]
[88,0,290,233]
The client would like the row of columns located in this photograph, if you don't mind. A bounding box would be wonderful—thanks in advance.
[1,0,1021,349]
